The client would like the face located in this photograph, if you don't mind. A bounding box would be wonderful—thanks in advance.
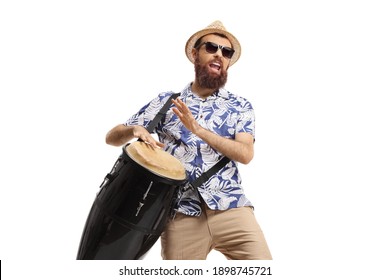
[192,34,233,90]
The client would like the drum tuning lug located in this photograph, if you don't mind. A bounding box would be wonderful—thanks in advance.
[135,202,144,216]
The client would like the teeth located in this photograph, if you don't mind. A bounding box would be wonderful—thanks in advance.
[211,63,221,70]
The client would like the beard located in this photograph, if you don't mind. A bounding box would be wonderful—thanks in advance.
[194,57,228,90]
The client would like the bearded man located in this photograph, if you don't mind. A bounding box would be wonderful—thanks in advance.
[106,20,272,260]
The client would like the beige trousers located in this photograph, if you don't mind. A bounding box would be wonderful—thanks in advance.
[160,204,272,260]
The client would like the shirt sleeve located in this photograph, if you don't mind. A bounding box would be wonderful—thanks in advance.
[236,99,256,139]
[123,92,173,132]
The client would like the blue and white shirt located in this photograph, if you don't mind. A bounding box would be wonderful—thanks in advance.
[124,83,255,216]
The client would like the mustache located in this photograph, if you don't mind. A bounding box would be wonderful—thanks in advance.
[210,58,223,67]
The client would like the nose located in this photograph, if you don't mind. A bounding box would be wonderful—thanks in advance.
[213,48,223,58]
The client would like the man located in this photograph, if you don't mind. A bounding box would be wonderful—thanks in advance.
[106,20,272,260]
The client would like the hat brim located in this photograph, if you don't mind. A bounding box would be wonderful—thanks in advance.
[185,28,241,66]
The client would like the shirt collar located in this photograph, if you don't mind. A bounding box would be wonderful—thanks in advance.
[181,83,230,100]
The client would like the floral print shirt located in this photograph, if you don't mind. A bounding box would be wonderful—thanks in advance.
[124,83,255,216]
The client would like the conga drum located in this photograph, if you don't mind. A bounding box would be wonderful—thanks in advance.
[77,141,187,260]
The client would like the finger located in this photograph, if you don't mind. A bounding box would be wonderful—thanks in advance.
[142,139,158,149]
[146,136,165,149]
[172,107,183,118]
[139,135,151,145]
[155,141,165,148]
[174,102,191,118]
[172,98,187,111]
[174,98,186,109]
[171,99,182,111]
[177,99,191,115]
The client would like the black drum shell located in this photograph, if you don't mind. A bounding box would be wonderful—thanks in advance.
[77,143,187,260]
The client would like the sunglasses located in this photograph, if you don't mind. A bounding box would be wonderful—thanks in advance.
[198,41,235,59]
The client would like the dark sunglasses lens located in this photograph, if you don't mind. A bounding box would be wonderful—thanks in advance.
[203,42,234,59]
[205,42,218,54]
[222,48,234,59]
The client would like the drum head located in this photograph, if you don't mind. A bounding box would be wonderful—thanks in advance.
[125,141,186,181]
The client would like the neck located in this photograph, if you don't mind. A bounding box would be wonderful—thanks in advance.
[191,81,217,99]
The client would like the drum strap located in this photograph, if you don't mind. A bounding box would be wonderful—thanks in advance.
[189,156,231,189]
[146,92,181,133]
[147,91,231,189]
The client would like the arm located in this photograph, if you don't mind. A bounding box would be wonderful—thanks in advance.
[172,99,254,164]
[105,124,164,148]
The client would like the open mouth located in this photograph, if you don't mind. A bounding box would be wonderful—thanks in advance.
[209,62,221,74]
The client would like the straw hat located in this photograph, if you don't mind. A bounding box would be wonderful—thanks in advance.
[185,20,241,66]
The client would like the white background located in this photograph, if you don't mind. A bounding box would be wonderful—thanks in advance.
[1,0,389,279]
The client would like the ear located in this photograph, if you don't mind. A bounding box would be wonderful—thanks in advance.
[191,48,197,61]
